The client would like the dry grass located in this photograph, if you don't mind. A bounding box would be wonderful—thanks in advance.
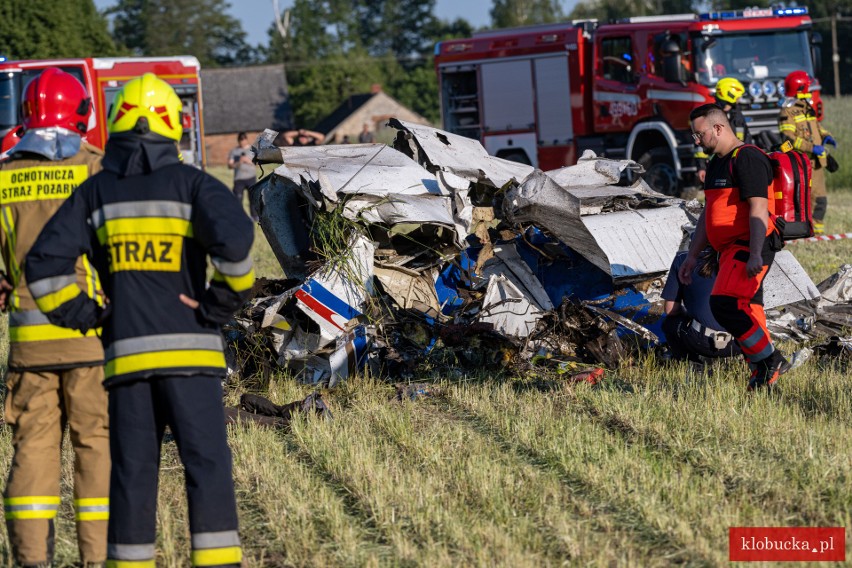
[1,155,851,567]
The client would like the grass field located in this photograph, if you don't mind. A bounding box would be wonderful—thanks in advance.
[2,116,852,566]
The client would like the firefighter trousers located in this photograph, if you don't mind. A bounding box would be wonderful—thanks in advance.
[106,375,241,567]
[709,243,777,366]
[3,366,110,566]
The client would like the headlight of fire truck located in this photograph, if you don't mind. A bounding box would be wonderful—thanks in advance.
[748,81,763,99]
[762,80,777,97]
[777,80,786,97]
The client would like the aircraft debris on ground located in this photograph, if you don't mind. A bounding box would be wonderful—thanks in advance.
[225,121,847,387]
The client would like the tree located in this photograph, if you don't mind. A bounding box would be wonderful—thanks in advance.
[355,0,439,58]
[490,0,565,28]
[107,0,258,67]
[569,0,696,21]
[0,0,118,59]
[264,0,474,128]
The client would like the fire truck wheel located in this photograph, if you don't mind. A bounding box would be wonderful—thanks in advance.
[638,148,678,196]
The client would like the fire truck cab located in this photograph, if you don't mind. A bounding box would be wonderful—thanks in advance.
[436,7,821,195]
[0,56,205,167]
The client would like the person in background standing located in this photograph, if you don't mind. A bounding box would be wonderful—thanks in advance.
[357,123,374,143]
[227,132,257,222]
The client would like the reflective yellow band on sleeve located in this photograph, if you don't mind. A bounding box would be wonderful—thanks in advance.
[794,115,807,122]
[105,349,226,378]
[191,546,243,567]
[212,268,255,293]
[779,124,796,132]
[794,138,804,149]
[34,283,82,313]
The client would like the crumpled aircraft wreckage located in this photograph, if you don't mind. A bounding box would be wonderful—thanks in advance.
[228,120,848,387]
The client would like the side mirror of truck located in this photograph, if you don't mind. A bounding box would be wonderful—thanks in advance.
[660,39,686,85]
[811,32,823,75]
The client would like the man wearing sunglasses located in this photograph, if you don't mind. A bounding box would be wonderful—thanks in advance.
[679,104,788,392]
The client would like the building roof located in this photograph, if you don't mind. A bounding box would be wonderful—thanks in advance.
[201,64,292,135]
[313,93,375,135]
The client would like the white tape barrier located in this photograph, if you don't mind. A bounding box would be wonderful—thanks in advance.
[786,232,852,245]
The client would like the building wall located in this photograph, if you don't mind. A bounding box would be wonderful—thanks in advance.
[327,94,431,144]
[205,131,264,167]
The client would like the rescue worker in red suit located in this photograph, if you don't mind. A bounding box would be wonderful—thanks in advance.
[680,104,788,391]
[0,68,109,568]
[24,73,254,567]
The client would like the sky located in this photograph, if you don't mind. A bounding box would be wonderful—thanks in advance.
[91,0,575,47]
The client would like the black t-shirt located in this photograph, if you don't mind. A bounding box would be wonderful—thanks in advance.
[705,145,772,200]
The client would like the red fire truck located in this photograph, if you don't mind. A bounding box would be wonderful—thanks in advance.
[435,7,822,195]
[0,56,205,167]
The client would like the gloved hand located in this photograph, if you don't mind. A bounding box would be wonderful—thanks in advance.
[813,145,826,157]
[823,135,837,148]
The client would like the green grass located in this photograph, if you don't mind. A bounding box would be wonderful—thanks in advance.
[1,162,851,567]
[824,96,852,192]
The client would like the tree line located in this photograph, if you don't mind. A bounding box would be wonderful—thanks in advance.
[1,0,849,128]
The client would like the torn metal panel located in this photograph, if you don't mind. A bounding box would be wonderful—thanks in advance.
[816,263,852,305]
[341,194,456,233]
[479,244,554,311]
[294,234,374,342]
[251,174,311,279]
[762,250,820,309]
[505,170,690,281]
[270,143,450,200]
[389,118,534,188]
[546,150,651,192]
[478,275,544,339]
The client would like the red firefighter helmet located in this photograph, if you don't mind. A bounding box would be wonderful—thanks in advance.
[784,70,811,99]
[21,68,92,134]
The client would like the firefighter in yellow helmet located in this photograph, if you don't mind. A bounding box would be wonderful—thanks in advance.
[1,68,109,568]
[25,73,254,567]
[779,70,836,235]
[695,77,753,183]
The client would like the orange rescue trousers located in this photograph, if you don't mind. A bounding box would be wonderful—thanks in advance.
[3,366,110,566]
[709,244,777,366]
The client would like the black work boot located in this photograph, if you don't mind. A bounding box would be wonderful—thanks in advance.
[748,351,791,392]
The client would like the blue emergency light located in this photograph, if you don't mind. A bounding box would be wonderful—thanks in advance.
[700,6,807,20]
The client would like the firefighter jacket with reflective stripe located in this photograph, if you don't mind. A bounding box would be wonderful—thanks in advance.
[25,136,255,386]
[0,140,105,371]
[778,98,832,168]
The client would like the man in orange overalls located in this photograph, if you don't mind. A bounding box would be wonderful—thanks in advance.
[679,104,788,391]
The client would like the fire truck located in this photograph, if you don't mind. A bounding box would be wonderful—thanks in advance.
[435,7,822,195]
[0,56,205,167]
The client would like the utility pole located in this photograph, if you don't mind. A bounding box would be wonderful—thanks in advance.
[831,14,840,98]
[272,0,294,127]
